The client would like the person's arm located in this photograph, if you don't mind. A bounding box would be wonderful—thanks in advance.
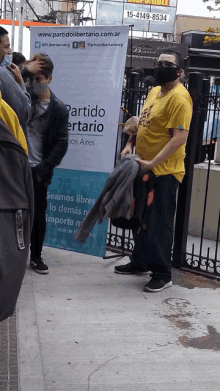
[135,128,188,170]
[0,66,31,129]
[36,108,69,173]
[121,134,137,157]
[120,116,139,157]
[8,63,25,86]
[21,59,44,82]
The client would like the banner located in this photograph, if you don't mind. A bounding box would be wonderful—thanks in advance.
[30,26,129,257]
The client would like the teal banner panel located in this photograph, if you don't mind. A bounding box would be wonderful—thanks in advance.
[44,168,109,257]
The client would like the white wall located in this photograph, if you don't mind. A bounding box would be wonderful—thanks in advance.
[189,164,220,241]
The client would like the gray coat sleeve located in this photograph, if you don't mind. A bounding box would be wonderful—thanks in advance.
[0,67,31,129]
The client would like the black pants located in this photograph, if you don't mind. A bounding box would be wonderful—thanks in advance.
[30,169,49,259]
[131,174,179,282]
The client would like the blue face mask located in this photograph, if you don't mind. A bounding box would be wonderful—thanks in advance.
[1,54,12,67]
[32,81,48,96]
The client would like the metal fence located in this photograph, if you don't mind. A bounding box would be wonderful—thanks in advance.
[106,72,220,279]
[106,76,151,258]
[179,79,220,278]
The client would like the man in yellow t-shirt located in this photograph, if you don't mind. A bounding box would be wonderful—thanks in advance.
[115,50,193,292]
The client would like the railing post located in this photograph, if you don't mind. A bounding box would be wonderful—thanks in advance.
[172,72,203,268]
[195,79,210,164]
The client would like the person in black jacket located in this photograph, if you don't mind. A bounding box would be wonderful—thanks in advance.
[22,53,69,274]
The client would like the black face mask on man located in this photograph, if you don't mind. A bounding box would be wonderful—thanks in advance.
[154,65,179,86]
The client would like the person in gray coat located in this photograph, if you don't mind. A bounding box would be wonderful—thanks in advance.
[0,26,31,130]
[0,103,34,322]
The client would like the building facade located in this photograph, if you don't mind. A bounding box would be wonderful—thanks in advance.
[175,14,220,42]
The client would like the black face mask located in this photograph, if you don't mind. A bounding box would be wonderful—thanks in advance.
[154,66,179,86]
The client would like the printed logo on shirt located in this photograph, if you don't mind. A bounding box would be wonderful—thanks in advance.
[139,104,153,127]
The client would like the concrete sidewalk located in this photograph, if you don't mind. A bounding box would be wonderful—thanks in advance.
[17,247,220,391]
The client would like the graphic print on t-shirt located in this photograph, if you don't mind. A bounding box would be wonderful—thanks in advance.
[139,104,153,127]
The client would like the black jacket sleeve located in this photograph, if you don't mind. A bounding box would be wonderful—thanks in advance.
[35,94,69,174]
[41,105,69,171]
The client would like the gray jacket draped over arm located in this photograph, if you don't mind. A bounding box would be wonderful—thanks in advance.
[74,155,139,244]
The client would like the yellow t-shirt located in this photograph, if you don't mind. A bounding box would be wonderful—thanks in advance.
[0,94,28,155]
[136,83,193,182]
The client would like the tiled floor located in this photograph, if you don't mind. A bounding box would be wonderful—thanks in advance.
[0,310,19,391]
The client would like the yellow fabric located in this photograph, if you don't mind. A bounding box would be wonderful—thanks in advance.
[0,93,28,155]
[136,83,193,182]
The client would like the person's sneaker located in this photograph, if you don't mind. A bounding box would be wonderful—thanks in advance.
[143,279,172,292]
[30,258,49,275]
[115,262,152,275]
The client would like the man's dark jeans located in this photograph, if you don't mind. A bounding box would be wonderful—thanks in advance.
[30,169,48,260]
[131,174,179,282]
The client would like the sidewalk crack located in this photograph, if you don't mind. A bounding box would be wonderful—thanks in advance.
[87,356,118,391]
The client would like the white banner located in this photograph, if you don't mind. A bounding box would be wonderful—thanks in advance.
[30,26,129,173]
[30,26,129,257]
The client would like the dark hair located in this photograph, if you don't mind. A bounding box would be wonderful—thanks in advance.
[144,76,155,87]
[0,26,8,42]
[12,52,26,66]
[161,50,184,69]
[31,52,54,77]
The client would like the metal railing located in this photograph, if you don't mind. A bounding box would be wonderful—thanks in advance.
[181,81,220,278]
[106,83,150,258]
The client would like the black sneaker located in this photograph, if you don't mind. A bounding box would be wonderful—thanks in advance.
[143,279,172,292]
[30,258,49,275]
[115,262,152,275]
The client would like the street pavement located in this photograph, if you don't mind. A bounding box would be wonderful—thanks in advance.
[17,246,220,391]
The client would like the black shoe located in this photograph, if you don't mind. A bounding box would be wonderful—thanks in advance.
[115,262,152,275]
[30,258,49,275]
[143,279,172,292]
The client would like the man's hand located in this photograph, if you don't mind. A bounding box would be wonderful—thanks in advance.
[36,173,43,183]
[121,144,133,158]
[25,59,45,74]
[135,157,154,170]
[7,63,24,85]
